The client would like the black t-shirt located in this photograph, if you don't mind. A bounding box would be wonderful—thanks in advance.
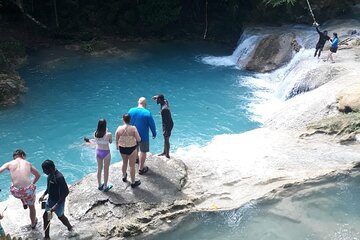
[316,27,330,46]
[161,101,173,129]
[45,170,69,205]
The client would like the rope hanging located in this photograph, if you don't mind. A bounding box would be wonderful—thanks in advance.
[203,0,208,39]
[305,0,317,24]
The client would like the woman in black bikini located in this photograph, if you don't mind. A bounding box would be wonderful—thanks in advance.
[116,114,141,188]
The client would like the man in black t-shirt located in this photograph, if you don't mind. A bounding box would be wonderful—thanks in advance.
[39,160,72,240]
[152,94,174,158]
[314,23,330,58]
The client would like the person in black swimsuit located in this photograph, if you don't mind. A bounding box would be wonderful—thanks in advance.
[116,114,142,188]
[314,23,330,58]
[152,94,174,159]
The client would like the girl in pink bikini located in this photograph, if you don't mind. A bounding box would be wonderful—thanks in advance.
[93,119,113,192]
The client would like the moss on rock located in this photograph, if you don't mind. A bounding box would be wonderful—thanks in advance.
[305,112,360,137]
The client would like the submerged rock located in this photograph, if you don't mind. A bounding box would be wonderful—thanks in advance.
[245,33,299,73]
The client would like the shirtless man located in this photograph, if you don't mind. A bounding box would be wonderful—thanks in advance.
[0,149,41,228]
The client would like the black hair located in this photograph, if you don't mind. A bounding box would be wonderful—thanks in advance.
[123,114,131,124]
[333,32,338,37]
[157,94,164,101]
[95,119,107,138]
[42,159,55,171]
[13,149,26,159]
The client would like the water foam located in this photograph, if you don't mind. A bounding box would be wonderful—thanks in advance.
[201,35,261,67]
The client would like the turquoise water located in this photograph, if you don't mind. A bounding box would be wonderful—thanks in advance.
[0,42,259,200]
[153,173,360,240]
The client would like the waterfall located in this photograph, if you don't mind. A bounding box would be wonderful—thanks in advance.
[201,34,262,67]
[200,25,321,122]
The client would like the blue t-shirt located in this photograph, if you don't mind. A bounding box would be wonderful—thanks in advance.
[331,37,339,48]
[128,107,156,142]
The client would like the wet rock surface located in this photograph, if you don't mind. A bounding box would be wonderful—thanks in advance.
[0,156,192,239]
[67,156,192,239]
[0,73,25,106]
[245,33,298,73]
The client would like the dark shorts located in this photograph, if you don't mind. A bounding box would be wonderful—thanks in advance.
[330,47,338,53]
[138,141,149,153]
[163,123,174,137]
[46,199,65,217]
[316,43,324,50]
[119,145,137,155]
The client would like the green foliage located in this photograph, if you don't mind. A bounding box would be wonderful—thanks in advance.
[138,0,181,31]
[265,0,297,7]
[0,39,26,60]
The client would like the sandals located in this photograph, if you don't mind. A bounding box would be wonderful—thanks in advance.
[122,173,127,182]
[138,166,149,175]
[103,184,113,192]
[31,217,38,229]
[98,183,104,191]
[131,180,141,188]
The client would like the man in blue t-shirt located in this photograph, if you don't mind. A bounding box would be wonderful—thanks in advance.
[128,97,156,175]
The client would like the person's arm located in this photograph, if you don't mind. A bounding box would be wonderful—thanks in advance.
[333,38,338,45]
[316,26,321,34]
[39,180,49,202]
[134,127,141,143]
[115,128,120,150]
[52,177,69,211]
[108,132,113,144]
[148,114,157,138]
[0,162,9,174]
[30,165,40,185]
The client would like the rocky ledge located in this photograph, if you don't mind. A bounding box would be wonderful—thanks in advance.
[67,156,193,239]
[0,156,194,239]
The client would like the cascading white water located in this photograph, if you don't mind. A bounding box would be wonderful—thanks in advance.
[201,24,323,122]
[201,34,262,67]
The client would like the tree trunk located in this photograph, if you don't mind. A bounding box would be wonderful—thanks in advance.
[53,0,59,28]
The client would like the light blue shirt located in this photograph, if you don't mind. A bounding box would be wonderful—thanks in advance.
[331,37,339,48]
[128,107,156,142]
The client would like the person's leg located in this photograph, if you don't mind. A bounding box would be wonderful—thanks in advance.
[129,150,137,183]
[318,48,323,57]
[314,48,318,57]
[29,204,37,226]
[139,141,149,171]
[330,52,334,62]
[121,152,129,180]
[58,215,72,231]
[43,211,50,239]
[164,136,170,158]
[96,157,103,188]
[103,154,111,187]
[139,151,146,170]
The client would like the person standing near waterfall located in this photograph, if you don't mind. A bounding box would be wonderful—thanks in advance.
[152,94,174,159]
[0,149,40,229]
[326,32,339,63]
[313,22,330,58]
[39,159,73,240]
[128,97,156,175]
